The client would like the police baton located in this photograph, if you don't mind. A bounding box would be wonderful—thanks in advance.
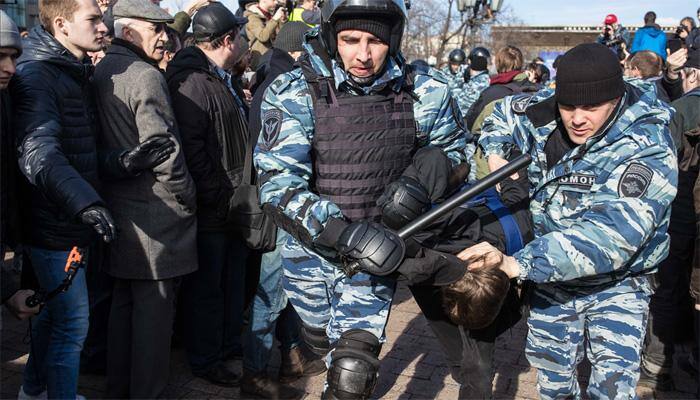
[342,154,532,277]
[397,153,532,239]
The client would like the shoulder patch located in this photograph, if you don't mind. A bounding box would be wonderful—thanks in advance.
[511,95,534,114]
[269,70,302,95]
[261,109,283,150]
[618,163,653,198]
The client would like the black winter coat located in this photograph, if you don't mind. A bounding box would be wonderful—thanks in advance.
[10,26,115,250]
[165,46,249,231]
[249,48,296,144]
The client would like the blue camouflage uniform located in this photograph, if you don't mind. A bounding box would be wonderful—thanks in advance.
[479,79,677,399]
[457,70,490,182]
[459,70,490,114]
[440,64,467,111]
[254,29,466,345]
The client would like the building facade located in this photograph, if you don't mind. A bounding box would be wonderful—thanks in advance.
[1,0,39,30]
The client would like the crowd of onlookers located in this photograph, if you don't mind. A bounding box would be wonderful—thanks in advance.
[0,1,700,399]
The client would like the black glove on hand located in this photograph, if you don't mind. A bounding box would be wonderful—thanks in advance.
[121,136,176,175]
[376,176,430,231]
[79,206,117,243]
[335,221,405,277]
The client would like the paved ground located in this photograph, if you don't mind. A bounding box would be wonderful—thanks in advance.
[1,281,698,399]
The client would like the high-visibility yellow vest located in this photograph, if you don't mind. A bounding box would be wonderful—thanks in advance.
[288,7,315,27]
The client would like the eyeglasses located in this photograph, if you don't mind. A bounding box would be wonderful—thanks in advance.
[130,21,166,34]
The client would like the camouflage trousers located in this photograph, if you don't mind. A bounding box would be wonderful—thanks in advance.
[526,276,653,399]
[280,236,396,344]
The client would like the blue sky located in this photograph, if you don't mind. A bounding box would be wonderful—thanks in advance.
[161,0,696,27]
[504,0,694,26]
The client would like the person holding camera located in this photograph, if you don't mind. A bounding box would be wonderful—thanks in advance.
[677,17,697,41]
[244,0,287,69]
[596,13,630,56]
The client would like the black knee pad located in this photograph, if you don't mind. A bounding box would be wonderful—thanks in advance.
[301,323,330,356]
[324,329,382,400]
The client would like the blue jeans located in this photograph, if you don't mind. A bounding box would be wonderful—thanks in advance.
[243,230,301,373]
[182,232,248,373]
[23,247,89,399]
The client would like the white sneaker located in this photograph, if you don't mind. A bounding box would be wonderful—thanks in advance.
[17,386,47,400]
[18,386,85,400]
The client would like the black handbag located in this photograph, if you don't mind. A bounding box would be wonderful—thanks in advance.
[228,134,277,251]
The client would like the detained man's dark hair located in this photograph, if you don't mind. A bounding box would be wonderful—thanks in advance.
[441,268,510,329]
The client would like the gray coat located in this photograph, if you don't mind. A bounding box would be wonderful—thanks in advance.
[94,38,198,280]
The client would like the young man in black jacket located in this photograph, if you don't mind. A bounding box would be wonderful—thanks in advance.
[11,0,172,398]
[165,2,251,389]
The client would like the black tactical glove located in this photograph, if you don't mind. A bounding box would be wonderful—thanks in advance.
[121,136,176,175]
[335,221,405,277]
[79,206,117,243]
[376,176,430,230]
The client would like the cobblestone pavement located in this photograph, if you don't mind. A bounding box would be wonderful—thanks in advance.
[1,282,697,399]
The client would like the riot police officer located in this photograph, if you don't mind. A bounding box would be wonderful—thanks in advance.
[254,0,467,397]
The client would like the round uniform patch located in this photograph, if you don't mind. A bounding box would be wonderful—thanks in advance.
[618,163,653,198]
[511,95,534,114]
[261,109,283,150]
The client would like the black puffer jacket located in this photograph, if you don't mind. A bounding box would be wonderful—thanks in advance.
[165,46,249,231]
[10,26,107,250]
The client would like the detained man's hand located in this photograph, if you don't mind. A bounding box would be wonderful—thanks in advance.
[487,155,519,192]
[457,242,520,279]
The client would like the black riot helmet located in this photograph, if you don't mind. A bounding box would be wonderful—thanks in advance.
[320,0,408,57]
[469,46,490,60]
[448,48,467,64]
[468,46,490,71]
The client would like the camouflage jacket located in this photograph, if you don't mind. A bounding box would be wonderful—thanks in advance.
[255,29,467,239]
[439,64,468,113]
[479,79,677,286]
[457,71,490,118]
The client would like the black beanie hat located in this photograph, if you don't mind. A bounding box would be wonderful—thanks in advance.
[273,21,310,53]
[334,16,392,46]
[555,43,625,106]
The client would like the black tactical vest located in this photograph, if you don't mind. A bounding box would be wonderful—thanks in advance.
[299,47,417,222]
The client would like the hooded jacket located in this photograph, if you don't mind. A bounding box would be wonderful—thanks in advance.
[10,26,109,250]
[631,24,668,60]
[165,45,249,231]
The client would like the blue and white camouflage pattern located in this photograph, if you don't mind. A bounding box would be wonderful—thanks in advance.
[459,70,490,116]
[479,78,677,398]
[254,28,467,344]
[458,70,490,182]
[527,276,653,399]
[439,64,468,113]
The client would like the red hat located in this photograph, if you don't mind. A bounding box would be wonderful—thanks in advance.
[604,14,617,25]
